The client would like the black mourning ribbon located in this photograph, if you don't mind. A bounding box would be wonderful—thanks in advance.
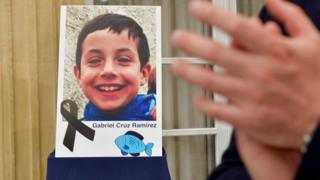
[61,99,95,152]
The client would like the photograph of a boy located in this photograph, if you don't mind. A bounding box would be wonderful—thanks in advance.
[73,13,156,121]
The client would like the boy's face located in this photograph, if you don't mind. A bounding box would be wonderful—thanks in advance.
[74,29,150,111]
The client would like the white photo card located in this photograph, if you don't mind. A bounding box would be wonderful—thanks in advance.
[56,5,162,157]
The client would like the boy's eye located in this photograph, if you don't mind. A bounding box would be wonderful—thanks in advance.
[88,57,102,65]
[117,56,131,63]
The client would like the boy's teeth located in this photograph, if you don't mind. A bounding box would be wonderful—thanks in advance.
[98,85,121,92]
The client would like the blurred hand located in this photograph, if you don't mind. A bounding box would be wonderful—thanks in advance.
[171,0,320,149]
[236,131,302,180]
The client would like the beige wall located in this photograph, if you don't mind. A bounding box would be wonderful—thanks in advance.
[0,0,83,180]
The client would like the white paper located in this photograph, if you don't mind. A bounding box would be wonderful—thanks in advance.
[55,5,162,157]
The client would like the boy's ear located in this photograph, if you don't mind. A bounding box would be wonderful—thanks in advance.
[140,63,151,86]
[73,65,81,85]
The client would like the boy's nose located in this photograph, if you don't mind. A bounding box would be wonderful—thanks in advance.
[101,61,117,79]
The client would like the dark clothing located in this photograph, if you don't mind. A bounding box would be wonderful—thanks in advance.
[209,0,320,179]
[47,149,171,180]
[208,135,250,180]
[259,0,320,34]
[296,126,320,179]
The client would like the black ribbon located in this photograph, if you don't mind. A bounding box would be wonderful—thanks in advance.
[61,99,95,152]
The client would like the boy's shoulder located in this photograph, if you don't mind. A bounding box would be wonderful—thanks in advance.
[135,93,156,102]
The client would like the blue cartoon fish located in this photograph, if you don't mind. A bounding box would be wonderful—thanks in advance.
[114,131,154,157]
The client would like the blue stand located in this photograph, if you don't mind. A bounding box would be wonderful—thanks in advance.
[46,150,171,180]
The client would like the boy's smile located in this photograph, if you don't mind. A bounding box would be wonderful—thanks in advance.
[96,84,124,92]
[74,29,150,112]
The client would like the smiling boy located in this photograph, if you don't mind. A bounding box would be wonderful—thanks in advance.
[73,13,156,121]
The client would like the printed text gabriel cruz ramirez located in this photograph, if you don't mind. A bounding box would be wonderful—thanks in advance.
[92,122,157,128]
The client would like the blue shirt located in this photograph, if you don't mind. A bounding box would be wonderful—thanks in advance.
[84,94,156,121]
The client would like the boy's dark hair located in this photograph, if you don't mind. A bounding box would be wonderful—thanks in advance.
[76,13,150,70]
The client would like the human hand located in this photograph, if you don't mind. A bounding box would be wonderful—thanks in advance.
[233,18,302,180]
[236,131,302,180]
[171,0,320,149]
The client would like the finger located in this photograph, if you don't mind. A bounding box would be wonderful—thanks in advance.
[188,0,286,54]
[231,20,281,52]
[231,17,263,51]
[266,0,318,37]
[264,21,282,36]
[231,40,243,50]
[249,16,263,26]
[193,95,247,127]
[171,29,254,74]
[171,59,250,99]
